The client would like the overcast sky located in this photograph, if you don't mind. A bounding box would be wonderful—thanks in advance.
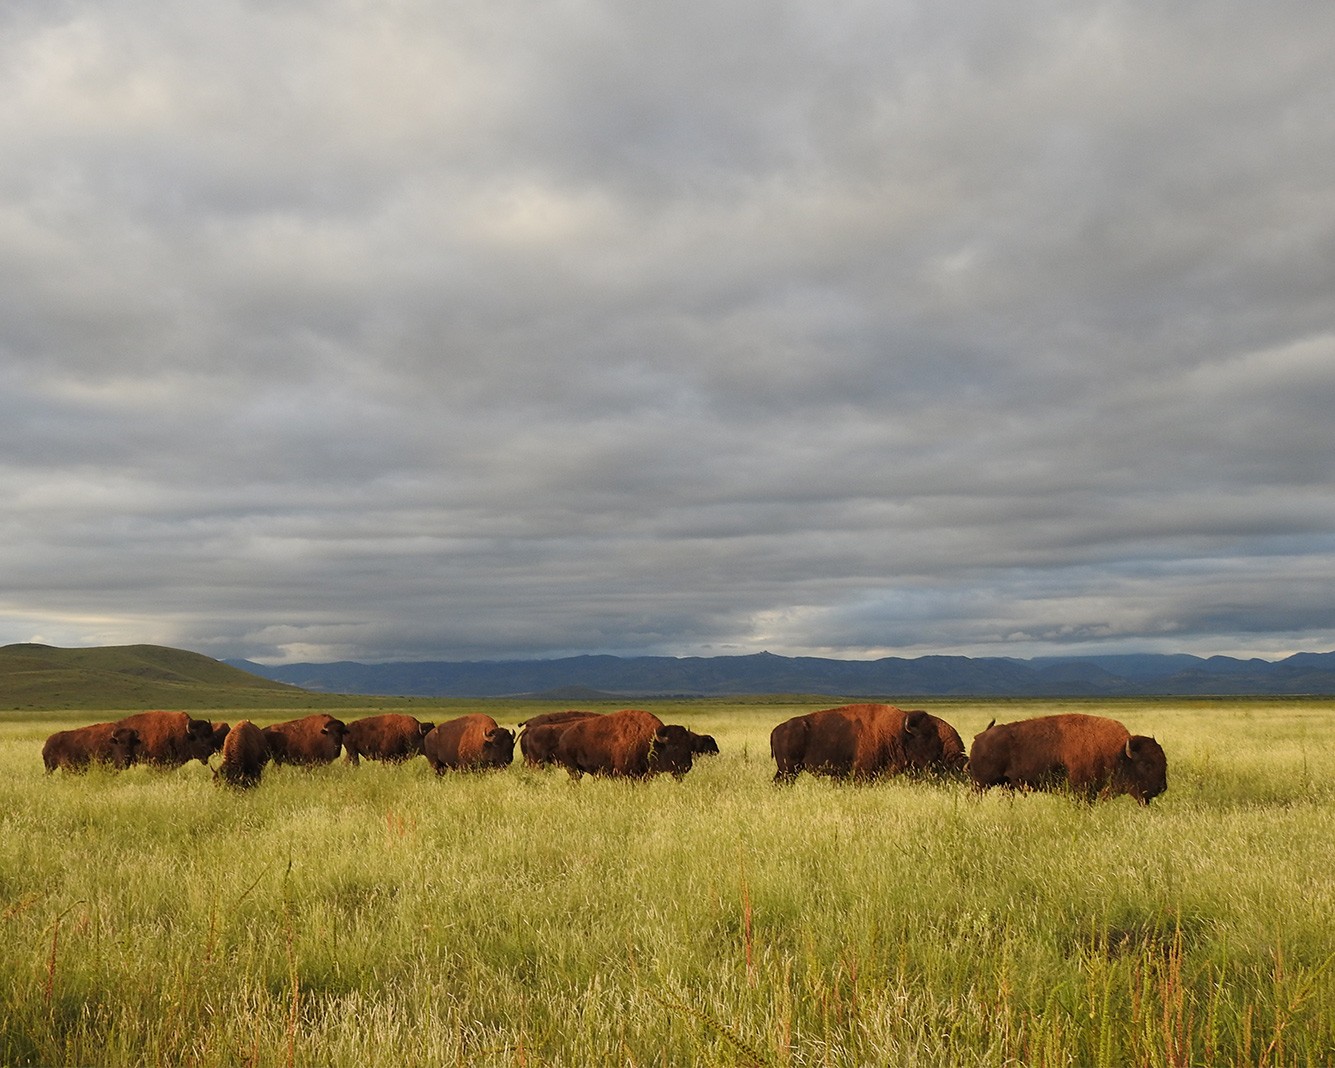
[3,1,1334,665]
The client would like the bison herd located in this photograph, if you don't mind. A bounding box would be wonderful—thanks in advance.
[41,704,1168,804]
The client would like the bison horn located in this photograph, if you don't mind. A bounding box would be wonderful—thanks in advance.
[1124,738,1135,759]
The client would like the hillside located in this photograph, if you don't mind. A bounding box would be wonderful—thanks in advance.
[0,643,327,711]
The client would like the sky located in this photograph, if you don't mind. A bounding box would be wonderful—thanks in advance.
[3,1,1334,665]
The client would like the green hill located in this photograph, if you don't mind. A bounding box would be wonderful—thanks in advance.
[0,643,338,711]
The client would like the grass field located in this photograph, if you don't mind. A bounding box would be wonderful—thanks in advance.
[2,697,1333,1066]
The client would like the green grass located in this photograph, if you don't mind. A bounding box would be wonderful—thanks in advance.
[2,698,1334,1066]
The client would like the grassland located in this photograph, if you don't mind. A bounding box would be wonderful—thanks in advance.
[2,697,1333,1066]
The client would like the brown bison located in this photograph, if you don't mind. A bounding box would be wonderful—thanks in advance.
[770,704,944,784]
[115,710,219,767]
[343,714,434,765]
[917,712,967,774]
[553,709,695,780]
[423,714,515,772]
[263,714,348,766]
[518,712,602,767]
[215,720,271,789]
[688,730,720,756]
[43,722,142,773]
[968,713,1168,805]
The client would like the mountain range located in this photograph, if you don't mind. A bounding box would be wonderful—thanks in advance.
[227,649,1335,698]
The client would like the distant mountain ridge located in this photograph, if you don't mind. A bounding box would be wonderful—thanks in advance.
[226,649,1335,698]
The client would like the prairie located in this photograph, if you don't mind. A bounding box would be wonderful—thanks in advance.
[1,698,1333,1066]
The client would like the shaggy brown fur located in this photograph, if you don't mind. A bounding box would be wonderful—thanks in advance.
[968,713,1168,804]
[423,714,515,772]
[770,704,944,784]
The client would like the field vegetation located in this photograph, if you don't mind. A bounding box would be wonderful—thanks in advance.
[2,697,1333,1066]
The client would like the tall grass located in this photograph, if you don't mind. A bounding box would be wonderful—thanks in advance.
[1,699,1333,1065]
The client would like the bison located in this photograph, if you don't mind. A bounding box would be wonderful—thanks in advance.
[553,709,695,780]
[967,713,1168,805]
[215,720,271,789]
[43,722,142,773]
[115,710,219,767]
[263,714,348,766]
[423,714,515,772]
[343,714,434,765]
[687,730,720,756]
[916,712,967,775]
[770,704,944,784]
[518,712,602,768]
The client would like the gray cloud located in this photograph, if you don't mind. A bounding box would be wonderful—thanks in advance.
[3,0,1334,663]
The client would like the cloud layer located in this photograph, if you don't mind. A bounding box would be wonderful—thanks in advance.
[4,0,1334,662]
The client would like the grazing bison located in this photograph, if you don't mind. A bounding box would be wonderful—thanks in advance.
[518,712,602,768]
[43,722,141,773]
[688,730,720,756]
[423,714,515,773]
[770,704,944,784]
[215,720,271,789]
[968,713,1168,805]
[343,714,434,765]
[917,713,967,774]
[263,714,348,766]
[553,709,695,780]
[115,710,219,767]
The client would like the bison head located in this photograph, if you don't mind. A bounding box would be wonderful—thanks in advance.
[688,731,719,755]
[648,724,695,779]
[109,727,141,769]
[186,717,222,763]
[480,726,516,768]
[1120,735,1168,804]
[901,710,946,769]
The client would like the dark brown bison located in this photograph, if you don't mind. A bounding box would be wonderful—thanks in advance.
[343,714,434,765]
[210,721,232,752]
[914,712,966,774]
[215,720,271,789]
[553,709,695,780]
[687,730,720,755]
[517,712,602,767]
[968,713,1168,805]
[263,714,348,766]
[770,704,944,784]
[115,710,219,767]
[423,714,515,772]
[43,722,142,773]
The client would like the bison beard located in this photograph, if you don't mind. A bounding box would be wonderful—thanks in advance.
[968,713,1168,804]
[770,704,944,784]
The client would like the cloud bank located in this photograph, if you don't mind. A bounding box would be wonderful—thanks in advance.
[3,0,1334,662]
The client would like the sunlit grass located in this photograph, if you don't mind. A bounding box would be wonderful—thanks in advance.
[2,698,1333,1065]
